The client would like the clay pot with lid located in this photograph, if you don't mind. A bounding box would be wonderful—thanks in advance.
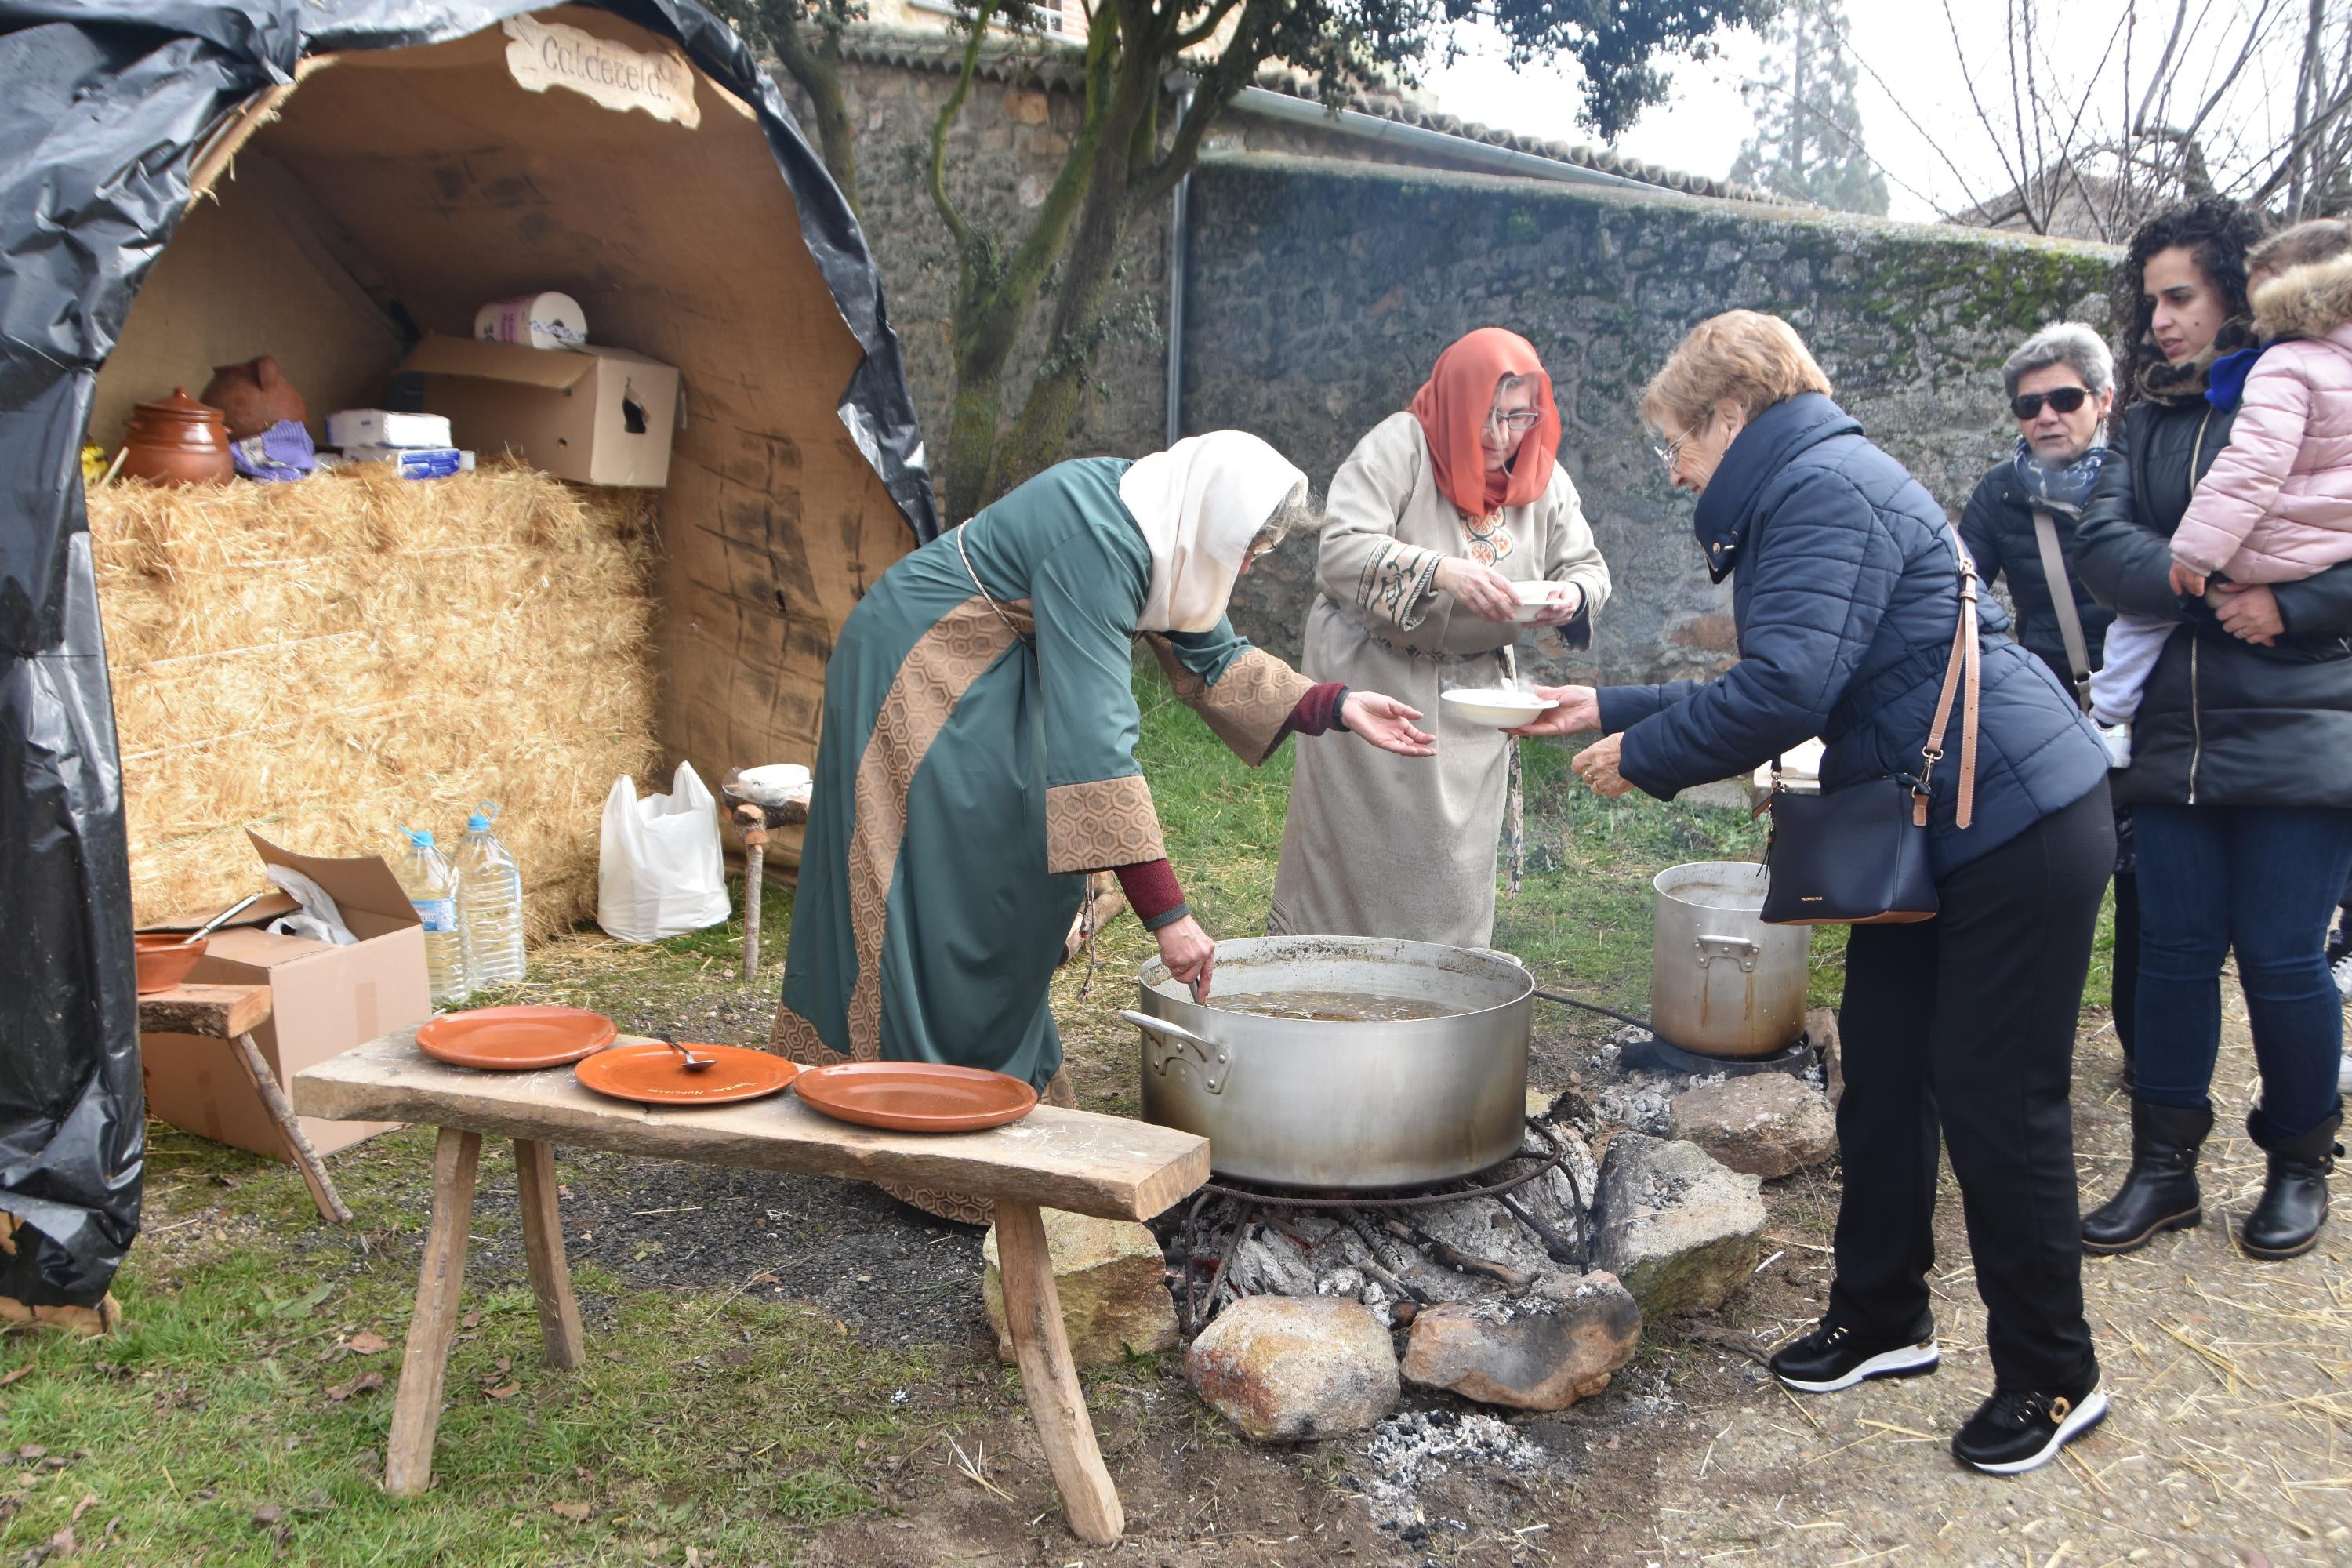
[118,389,234,486]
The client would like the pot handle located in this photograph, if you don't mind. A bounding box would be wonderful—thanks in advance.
[1694,934,1761,973]
[1120,1010,1229,1095]
[1465,947,1526,968]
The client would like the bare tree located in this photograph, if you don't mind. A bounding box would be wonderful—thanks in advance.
[1856,0,2347,241]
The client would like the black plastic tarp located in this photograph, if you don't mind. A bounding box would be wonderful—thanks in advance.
[0,0,936,1308]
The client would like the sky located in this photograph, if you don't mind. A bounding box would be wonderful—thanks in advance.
[1417,1,2321,223]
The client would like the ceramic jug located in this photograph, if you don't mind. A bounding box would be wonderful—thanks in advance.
[119,388,233,486]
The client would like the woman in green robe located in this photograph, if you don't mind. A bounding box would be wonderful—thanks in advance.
[773,433,1432,1210]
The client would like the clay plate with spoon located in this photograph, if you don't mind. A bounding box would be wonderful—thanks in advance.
[573,1038,799,1107]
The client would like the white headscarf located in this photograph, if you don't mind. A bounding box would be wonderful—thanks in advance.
[1118,431,1307,633]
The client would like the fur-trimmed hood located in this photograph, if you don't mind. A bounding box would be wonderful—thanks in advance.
[2255,252,2352,343]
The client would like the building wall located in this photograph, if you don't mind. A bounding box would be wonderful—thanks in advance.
[1185,154,2117,684]
[782,62,2118,681]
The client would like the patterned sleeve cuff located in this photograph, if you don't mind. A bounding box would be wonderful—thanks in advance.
[1148,643,1318,768]
[1352,542,1442,632]
[1045,775,1167,874]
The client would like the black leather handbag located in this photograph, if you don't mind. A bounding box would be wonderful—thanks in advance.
[1760,540,1982,927]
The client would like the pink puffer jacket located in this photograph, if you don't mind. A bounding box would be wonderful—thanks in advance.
[2171,255,2352,583]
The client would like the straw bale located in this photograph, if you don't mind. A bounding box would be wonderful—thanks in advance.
[90,461,661,942]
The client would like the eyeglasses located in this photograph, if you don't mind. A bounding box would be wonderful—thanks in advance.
[1483,409,1542,434]
[2011,386,2090,420]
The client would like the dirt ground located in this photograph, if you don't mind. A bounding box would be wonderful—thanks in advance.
[402,928,2349,1568]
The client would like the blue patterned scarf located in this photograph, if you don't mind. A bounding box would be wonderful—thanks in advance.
[2012,435,2107,519]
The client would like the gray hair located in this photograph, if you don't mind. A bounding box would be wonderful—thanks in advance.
[1250,481,1321,557]
[2001,321,2114,401]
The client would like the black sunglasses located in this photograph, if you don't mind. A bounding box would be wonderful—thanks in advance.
[2011,386,2090,419]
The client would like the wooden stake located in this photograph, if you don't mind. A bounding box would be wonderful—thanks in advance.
[512,1139,584,1370]
[384,1127,481,1497]
[230,1032,351,1224]
[742,835,764,982]
[993,1198,1122,1544]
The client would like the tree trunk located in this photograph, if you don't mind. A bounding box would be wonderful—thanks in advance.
[757,9,862,218]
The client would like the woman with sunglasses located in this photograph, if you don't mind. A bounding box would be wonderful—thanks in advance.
[1956,325,2142,1087]
[1269,328,1612,946]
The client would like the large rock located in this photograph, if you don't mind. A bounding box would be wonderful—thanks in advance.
[1399,1271,1641,1410]
[981,1210,1178,1367]
[1591,1134,1766,1318]
[1668,1073,1838,1179]
[1186,1295,1399,1442]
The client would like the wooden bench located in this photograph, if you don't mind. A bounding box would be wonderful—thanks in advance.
[291,1028,1210,1544]
[139,982,351,1225]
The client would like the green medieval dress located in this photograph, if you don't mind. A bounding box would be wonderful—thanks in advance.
[773,459,1313,1207]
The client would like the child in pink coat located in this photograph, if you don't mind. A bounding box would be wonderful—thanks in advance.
[2091,223,2352,759]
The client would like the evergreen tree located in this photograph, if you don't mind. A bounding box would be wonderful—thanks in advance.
[1730,0,1889,216]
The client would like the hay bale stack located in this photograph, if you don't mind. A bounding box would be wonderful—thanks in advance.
[90,462,661,942]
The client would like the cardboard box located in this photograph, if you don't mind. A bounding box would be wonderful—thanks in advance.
[398,334,681,488]
[140,833,430,1162]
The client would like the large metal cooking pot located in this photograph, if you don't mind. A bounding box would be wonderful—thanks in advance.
[1650,861,1809,1058]
[1125,935,1533,1190]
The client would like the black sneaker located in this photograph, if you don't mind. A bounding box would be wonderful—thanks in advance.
[1951,1380,2109,1475]
[1769,1316,1940,1393]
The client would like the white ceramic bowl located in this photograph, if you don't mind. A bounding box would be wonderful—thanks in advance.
[1511,581,1571,623]
[1442,688,1558,728]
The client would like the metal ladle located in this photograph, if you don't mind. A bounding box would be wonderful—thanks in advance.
[178,890,267,946]
[655,1033,717,1073]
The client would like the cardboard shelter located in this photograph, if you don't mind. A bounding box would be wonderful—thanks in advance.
[0,0,938,1312]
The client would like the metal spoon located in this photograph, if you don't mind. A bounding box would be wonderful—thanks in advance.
[655,1033,717,1072]
[180,890,267,946]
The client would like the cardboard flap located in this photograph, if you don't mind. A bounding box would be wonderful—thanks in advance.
[246,831,421,931]
[401,332,597,390]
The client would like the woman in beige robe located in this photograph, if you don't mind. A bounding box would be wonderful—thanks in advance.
[1271,328,1612,946]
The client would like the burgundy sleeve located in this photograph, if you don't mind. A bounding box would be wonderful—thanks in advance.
[1278,681,1350,743]
[1114,858,1189,931]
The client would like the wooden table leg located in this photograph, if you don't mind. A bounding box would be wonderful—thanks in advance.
[230,1031,352,1224]
[993,1198,1123,1544]
[742,837,764,982]
[512,1138,584,1370]
[384,1127,481,1497]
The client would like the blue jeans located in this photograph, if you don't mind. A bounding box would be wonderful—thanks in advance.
[2132,804,2352,1141]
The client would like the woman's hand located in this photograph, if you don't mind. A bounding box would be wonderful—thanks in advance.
[1155,914,1216,1000]
[1505,684,1602,738]
[1570,733,1635,798]
[1436,557,1522,623]
[1341,691,1436,756]
[1529,583,1584,628]
[2210,582,2284,645]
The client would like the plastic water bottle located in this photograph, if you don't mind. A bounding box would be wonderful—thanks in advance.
[395,826,469,1005]
[456,802,526,990]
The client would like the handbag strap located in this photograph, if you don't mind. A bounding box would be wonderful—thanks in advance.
[1918,537,1981,829]
[2027,507,2094,711]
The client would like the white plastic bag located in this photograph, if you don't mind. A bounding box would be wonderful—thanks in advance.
[597,761,731,942]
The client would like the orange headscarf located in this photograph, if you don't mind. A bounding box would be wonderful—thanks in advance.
[1407,328,1561,518]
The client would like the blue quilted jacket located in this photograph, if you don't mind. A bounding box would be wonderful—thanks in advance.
[1597,394,2110,878]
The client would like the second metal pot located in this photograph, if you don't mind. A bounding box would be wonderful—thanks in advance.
[1649,861,1810,1058]
[1126,935,1534,1190]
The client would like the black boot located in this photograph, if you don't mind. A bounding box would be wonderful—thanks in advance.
[2240,1107,2342,1261]
[2082,1100,2212,1254]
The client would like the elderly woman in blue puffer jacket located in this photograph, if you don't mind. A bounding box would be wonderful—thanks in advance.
[1515,311,2114,1476]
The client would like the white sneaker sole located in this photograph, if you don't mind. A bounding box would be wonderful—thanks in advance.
[1961,1389,2111,1475]
[1776,1339,1940,1394]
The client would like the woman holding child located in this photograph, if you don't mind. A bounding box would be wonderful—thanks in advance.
[2074,203,2352,1262]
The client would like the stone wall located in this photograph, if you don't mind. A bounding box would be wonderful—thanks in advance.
[782,59,1172,476]
[779,58,2116,682]
[1187,154,2116,682]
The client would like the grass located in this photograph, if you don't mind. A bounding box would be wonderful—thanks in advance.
[2,1129,964,1566]
[3,652,2123,1563]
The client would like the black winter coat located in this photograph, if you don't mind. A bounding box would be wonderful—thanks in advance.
[2072,394,2352,808]
[1957,458,2116,691]
[1600,394,2110,878]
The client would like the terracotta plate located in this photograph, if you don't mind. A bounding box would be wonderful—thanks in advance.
[573,1042,799,1107]
[791,1062,1040,1134]
[416,1005,617,1070]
